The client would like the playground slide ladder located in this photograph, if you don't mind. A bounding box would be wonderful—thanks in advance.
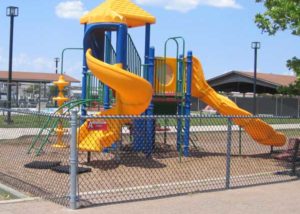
[27,99,99,156]
[162,36,185,96]
[27,116,60,155]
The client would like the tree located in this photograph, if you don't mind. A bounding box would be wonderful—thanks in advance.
[25,85,39,95]
[255,0,300,94]
[49,85,58,98]
[277,81,300,95]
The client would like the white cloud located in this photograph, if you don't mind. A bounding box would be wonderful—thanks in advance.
[9,53,54,72]
[0,51,82,79]
[203,0,241,8]
[55,0,88,19]
[64,61,82,76]
[14,53,31,67]
[0,48,4,65]
[32,57,53,71]
[136,0,241,13]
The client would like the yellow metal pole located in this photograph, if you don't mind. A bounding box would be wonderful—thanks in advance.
[52,75,69,148]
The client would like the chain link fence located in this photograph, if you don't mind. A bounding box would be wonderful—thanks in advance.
[0,108,72,206]
[0,108,299,209]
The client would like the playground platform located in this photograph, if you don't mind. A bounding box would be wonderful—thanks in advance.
[1,180,300,214]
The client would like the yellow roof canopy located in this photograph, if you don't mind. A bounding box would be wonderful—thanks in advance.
[80,0,156,28]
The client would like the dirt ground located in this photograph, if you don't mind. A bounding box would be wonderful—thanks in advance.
[0,131,296,207]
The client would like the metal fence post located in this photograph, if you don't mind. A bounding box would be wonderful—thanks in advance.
[238,126,242,155]
[297,97,300,117]
[225,117,233,189]
[70,110,78,210]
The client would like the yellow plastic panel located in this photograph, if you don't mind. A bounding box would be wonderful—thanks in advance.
[77,49,152,152]
[154,57,178,94]
[80,0,156,28]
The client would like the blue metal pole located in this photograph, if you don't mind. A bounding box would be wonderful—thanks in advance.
[145,26,153,155]
[145,47,155,156]
[81,24,88,117]
[116,24,127,67]
[147,48,155,95]
[144,24,151,79]
[177,54,184,151]
[183,51,193,157]
[104,31,112,110]
[132,24,152,152]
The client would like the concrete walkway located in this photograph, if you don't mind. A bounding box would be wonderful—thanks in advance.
[1,180,299,214]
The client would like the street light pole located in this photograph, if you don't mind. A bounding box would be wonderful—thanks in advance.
[6,6,19,124]
[251,41,261,115]
[54,57,60,74]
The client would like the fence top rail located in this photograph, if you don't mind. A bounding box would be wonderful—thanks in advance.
[1,108,296,120]
[80,114,296,120]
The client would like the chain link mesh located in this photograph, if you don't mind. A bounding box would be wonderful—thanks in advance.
[0,108,72,206]
[76,114,300,207]
[0,109,299,208]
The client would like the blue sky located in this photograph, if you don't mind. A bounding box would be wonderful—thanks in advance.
[0,0,298,84]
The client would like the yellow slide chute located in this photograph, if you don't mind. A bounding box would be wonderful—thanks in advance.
[78,49,152,152]
[191,57,286,147]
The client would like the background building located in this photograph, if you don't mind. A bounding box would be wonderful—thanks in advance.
[0,71,80,108]
[192,71,300,116]
[207,71,296,94]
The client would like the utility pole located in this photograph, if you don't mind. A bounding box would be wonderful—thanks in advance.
[54,57,60,74]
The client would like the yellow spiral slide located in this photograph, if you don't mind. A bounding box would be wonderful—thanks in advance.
[77,49,152,152]
[191,57,286,147]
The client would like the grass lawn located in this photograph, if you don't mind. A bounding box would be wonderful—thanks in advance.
[0,112,299,128]
[157,117,300,126]
[0,188,18,200]
[0,114,69,128]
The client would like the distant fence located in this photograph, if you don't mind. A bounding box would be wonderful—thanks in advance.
[192,95,300,117]
[0,108,299,209]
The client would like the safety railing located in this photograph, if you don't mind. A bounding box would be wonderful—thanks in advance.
[127,34,142,77]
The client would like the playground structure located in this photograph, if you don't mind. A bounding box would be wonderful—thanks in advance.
[29,0,286,157]
[4,0,300,210]
[77,0,286,155]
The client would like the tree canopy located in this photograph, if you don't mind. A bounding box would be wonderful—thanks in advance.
[255,0,300,94]
[255,0,300,36]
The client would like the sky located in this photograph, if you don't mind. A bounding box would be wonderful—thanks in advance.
[0,0,299,85]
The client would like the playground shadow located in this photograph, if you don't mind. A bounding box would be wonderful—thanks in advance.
[83,152,167,170]
[151,143,205,160]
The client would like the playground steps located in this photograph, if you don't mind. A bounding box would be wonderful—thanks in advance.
[27,118,60,156]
